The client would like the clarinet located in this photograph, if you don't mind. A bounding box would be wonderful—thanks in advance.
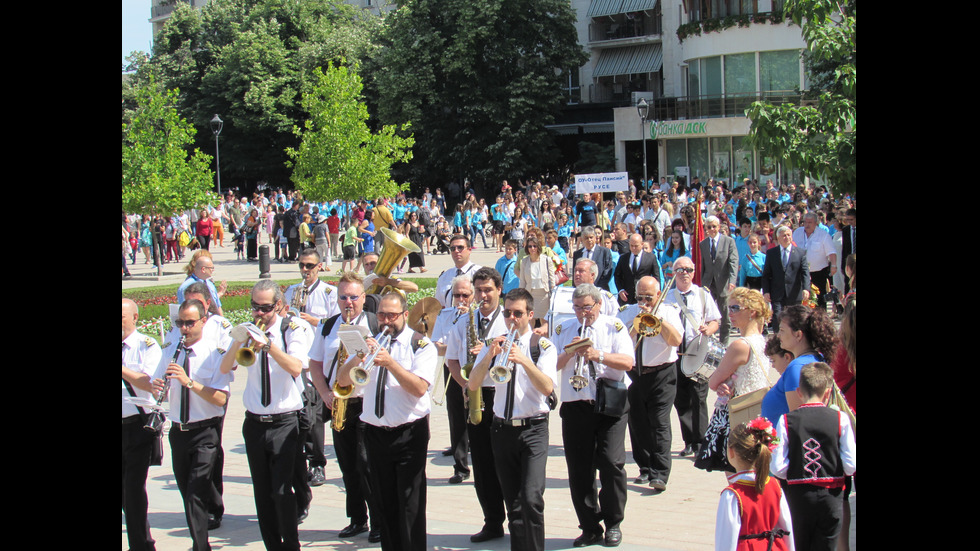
[144,335,184,432]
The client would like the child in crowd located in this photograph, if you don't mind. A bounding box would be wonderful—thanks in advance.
[235,226,247,260]
[341,223,362,273]
[764,335,794,375]
[771,362,856,551]
[275,226,287,263]
[715,418,794,551]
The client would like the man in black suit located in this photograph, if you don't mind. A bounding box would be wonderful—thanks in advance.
[840,208,856,294]
[614,234,661,305]
[698,216,739,342]
[573,226,614,292]
[761,225,810,332]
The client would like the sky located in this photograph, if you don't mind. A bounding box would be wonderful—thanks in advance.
[122,0,154,68]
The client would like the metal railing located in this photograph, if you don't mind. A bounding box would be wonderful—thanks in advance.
[587,88,803,118]
[589,16,662,43]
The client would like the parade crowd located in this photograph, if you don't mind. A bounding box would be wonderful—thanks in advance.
[123,176,856,551]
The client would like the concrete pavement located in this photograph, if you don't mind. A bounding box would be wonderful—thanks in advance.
[123,235,856,550]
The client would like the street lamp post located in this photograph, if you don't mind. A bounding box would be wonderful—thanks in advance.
[636,98,649,193]
[210,114,223,196]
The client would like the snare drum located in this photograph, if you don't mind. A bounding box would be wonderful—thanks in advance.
[680,334,727,383]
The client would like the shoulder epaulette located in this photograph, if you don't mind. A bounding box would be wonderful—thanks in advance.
[288,321,301,331]
[539,338,553,350]
[323,286,332,294]
[554,323,562,335]
[619,304,629,312]
[220,320,231,329]
[614,320,625,332]
[217,348,227,355]
[144,337,158,348]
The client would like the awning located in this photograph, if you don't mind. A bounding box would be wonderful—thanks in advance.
[588,0,659,18]
[545,122,615,135]
[593,44,663,78]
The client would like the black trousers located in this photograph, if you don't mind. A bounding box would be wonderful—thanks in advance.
[304,392,328,469]
[445,372,470,476]
[364,417,429,551]
[293,423,312,516]
[559,400,628,535]
[810,266,831,309]
[122,418,156,551]
[673,361,709,447]
[468,387,507,531]
[785,484,843,551]
[332,398,377,526]
[170,419,222,551]
[208,414,226,521]
[627,364,677,482]
[243,412,300,551]
[492,418,549,551]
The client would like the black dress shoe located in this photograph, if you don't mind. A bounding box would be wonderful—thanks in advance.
[573,531,603,547]
[441,447,454,456]
[470,527,505,543]
[449,472,470,484]
[207,515,221,531]
[649,478,667,492]
[338,522,369,538]
[368,528,382,543]
[634,473,652,484]
[604,528,622,547]
[297,509,309,524]
[680,444,695,456]
[310,466,326,487]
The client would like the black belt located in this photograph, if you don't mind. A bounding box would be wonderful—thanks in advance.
[640,362,674,376]
[122,415,143,426]
[492,414,548,428]
[245,410,299,423]
[365,415,428,432]
[172,416,223,432]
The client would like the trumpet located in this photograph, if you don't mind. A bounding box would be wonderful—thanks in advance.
[236,321,268,367]
[570,324,591,391]
[351,327,392,387]
[489,328,519,384]
[144,335,184,432]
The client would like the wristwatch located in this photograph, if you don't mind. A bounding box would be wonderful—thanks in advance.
[184,379,195,390]
[598,351,605,364]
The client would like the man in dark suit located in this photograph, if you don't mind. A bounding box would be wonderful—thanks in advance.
[614,234,662,305]
[840,208,856,294]
[761,225,810,332]
[698,216,738,342]
[573,226,614,292]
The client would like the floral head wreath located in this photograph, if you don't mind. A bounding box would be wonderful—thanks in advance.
[747,417,779,452]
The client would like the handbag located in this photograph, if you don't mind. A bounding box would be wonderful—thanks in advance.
[828,377,856,433]
[124,379,165,466]
[727,340,773,427]
[594,377,629,417]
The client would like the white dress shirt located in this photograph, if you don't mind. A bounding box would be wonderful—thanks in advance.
[446,305,508,388]
[552,314,634,403]
[473,330,558,419]
[792,227,835,271]
[154,338,232,424]
[235,314,312,415]
[284,279,340,321]
[122,331,163,419]
[436,262,480,307]
[359,327,437,428]
[662,285,722,347]
[617,303,682,366]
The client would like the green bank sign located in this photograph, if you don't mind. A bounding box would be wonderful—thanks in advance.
[650,121,708,139]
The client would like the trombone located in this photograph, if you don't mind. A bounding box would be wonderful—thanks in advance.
[632,272,677,347]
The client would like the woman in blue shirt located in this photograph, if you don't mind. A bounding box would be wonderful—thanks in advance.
[659,229,690,280]
[760,305,838,423]
[737,234,766,290]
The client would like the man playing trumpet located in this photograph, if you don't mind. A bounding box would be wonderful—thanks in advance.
[220,280,312,551]
[552,283,634,547]
[467,287,558,551]
[335,292,437,551]
[617,276,683,492]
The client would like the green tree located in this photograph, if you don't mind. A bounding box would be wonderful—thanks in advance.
[745,0,855,193]
[287,63,414,201]
[135,0,378,190]
[373,0,588,191]
[122,74,218,215]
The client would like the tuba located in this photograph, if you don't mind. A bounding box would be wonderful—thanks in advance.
[235,321,268,367]
[365,227,421,297]
[460,301,484,425]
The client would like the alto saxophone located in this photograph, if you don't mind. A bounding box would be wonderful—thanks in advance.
[330,309,355,432]
[460,300,484,425]
[289,284,309,318]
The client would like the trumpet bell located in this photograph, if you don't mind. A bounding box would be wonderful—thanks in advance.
[569,375,589,390]
[351,366,371,387]
[633,313,662,337]
[236,347,257,367]
[490,365,512,384]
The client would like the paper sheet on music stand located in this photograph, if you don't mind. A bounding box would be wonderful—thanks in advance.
[338,326,371,357]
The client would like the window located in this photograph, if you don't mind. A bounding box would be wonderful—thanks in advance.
[760,50,801,93]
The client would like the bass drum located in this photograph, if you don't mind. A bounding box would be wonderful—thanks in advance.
[680,334,727,383]
[547,286,576,340]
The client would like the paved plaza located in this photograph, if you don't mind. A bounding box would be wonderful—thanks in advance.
[123,236,856,550]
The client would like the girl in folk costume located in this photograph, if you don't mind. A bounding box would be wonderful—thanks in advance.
[715,419,794,551]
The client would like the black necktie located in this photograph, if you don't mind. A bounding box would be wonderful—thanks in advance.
[711,238,717,260]
[180,347,191,424]
[479,316,489,336]
[456,268,463,277]
[374,338,391,418]
[679,291,691,353]
[632,254,639,274]
[260,334,272,407]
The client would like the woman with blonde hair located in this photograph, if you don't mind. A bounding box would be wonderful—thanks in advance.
[695,287,773,473]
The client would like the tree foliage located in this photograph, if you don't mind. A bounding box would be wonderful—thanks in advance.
[286,63,414,202]
[372,0,588,190]
[745,0,855,193]
[129,0,380,190]
[122,73,218,215]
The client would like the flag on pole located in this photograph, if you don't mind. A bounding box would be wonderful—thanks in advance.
[691,199,705,286]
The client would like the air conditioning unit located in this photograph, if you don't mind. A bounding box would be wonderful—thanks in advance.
[632,91,654,105]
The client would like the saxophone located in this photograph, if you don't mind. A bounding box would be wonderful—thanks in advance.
[330,309,355,432]
[460,300,484,425]
[289,284,309,318]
